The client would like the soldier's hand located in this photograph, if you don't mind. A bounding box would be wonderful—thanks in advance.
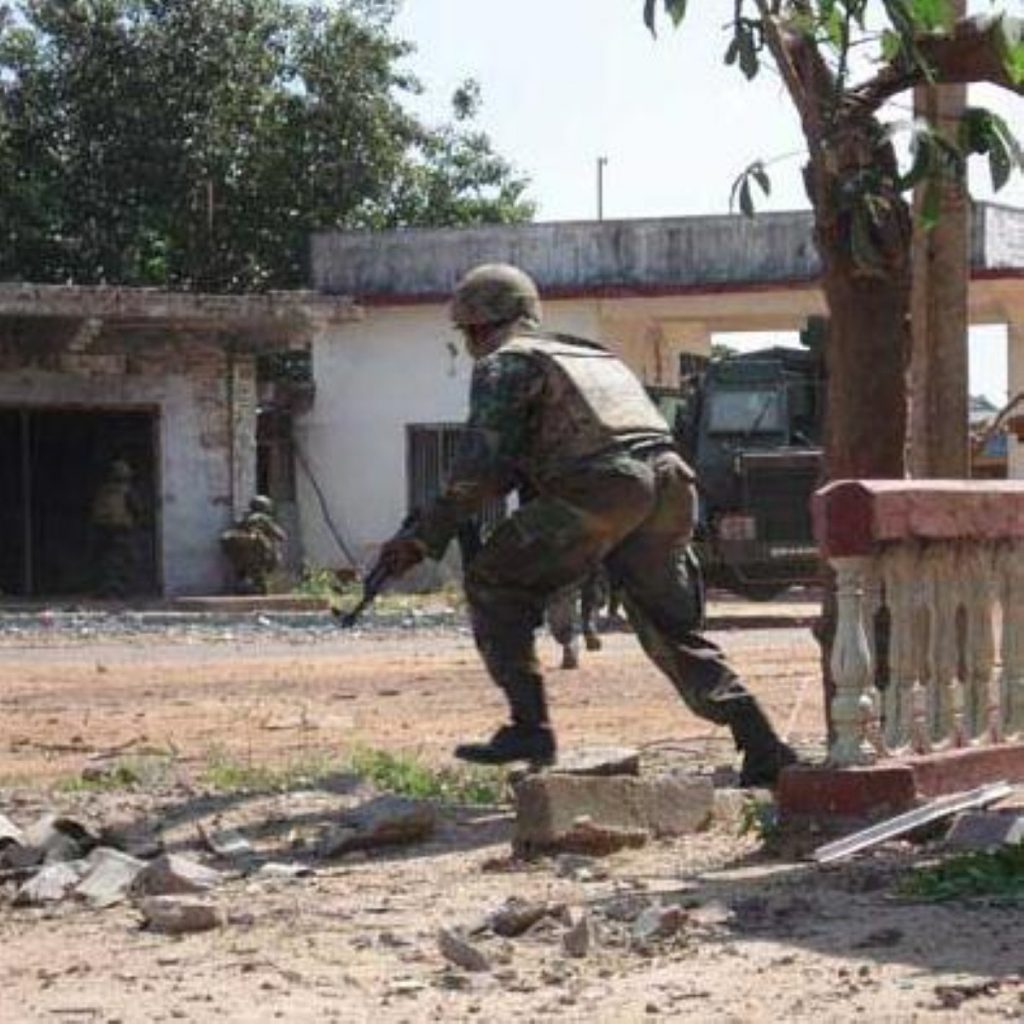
[379,537,428,576]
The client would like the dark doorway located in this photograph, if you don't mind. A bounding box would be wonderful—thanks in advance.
[0,408,159,598]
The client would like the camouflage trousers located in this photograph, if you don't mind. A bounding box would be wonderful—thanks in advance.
[464,449,755,731]
[221,531,277,594]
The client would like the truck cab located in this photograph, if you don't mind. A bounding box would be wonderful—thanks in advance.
[673,339,825,599]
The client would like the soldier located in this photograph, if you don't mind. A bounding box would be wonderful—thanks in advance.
[221,495,287,594]
[380,264,797,786]
[90,459,143,597]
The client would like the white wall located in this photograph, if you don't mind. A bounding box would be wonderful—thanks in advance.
[297,300,605,568]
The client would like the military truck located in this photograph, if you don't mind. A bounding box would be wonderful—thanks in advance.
[666,325,826,600]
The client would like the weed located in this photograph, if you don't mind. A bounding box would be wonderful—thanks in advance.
[347,748,505,806]
[54,754,175,793]
[200,746,339,794]
[899,844,1024,902]
[738,793,781,843]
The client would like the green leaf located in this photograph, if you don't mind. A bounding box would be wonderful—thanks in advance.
[666,0,688,27]
[824,6,844,48]
[989,140,1012,192]
[738,179,754,218]
[724,37,740,66]
[908,0,955,32]
[738,29,759,80]
[751,162,771,197]
[1005,40,1024,86]
[880,28,902,62]
[643,0,657,35]
[899,126,934,190]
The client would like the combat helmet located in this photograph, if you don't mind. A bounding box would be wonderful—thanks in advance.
[250,494,275,516]
[450,264,541,327]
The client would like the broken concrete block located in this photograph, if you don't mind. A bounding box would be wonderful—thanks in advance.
[513,772,714,855]
[75,847,147,908]
[99,821,164,860]
[14,861,85,906]
[133,854,221,896]
[554,746,641,777]
[562,910,593,958]
[199,826,253,860]
[9,813,98,867]
[139,895,223,934]
[321,796,437,856]
[945,812,1024,851]
[437,927,491,972]
[487,897,563,938]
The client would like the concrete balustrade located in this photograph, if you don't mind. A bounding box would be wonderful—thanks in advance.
[813,481,1024,769]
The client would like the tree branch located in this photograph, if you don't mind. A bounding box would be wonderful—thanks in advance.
[854,16,1022,113]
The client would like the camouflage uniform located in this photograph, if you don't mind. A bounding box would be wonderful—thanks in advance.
[221,497,286,595]
[91,460,141,597]
[393,264,795,784]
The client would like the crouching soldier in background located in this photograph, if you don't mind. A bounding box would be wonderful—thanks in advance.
[90,459,143,598]
[221,495,287,595]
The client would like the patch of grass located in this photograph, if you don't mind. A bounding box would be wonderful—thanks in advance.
[899,844,1024,903]
[200,747,340,794]
[347,748,506,806]
[738,793,781,843]
[54,754,175,793]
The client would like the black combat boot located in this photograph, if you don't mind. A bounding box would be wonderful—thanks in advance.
[455,671,556,767]
[454,723,557,767]
[729,701,799,788]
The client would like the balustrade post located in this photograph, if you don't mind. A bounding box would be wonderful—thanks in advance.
[961,546,997,743]
[999,541,1024,738]
[828,556,877,767]
[923,543,963,746]
[880,544,925,752]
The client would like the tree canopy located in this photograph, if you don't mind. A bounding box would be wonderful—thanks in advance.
[643,0,1022,480]
[0,0,534,291]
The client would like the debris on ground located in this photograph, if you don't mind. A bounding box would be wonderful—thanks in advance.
[944,811,1024,852]
[561,909,593,958]
[133,853,221,896]
[813,782,1015,864]
[138,895,224,934]
[318,795,438,857]
[74,847,148,908]
[437,927,492,972]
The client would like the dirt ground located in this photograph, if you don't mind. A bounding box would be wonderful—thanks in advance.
[1,616,1022,1022]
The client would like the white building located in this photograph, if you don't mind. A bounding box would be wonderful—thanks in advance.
[297,206,1024,575]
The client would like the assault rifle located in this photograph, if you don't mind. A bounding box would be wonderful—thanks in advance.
[333,510,421,628]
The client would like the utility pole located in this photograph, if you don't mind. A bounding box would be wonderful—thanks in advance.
[908,0,970,478]
[596,156,608,221]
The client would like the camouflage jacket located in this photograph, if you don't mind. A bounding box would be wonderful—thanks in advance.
[414,324,673,559]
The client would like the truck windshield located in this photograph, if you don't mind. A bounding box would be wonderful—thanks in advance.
[707,388,783,434]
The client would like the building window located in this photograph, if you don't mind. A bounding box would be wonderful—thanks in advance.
[406,423,505,529]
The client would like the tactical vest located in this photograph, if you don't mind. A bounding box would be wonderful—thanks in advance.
[91,482,134,528]
[499,331,672,473]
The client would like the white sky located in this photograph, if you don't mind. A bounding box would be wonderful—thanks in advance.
[393,0,1023,403]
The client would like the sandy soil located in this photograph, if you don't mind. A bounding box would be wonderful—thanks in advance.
[1,621,1022,1023]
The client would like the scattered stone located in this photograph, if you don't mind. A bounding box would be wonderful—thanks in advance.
[600,893,650,923]
[437,927,492,973]
[139,895,223,935]
[199,826,254,859]
[133,854,221,896]
[712,788,772,830]
[562,910,592,958]
[631,903,687,945]
[14,861,85,905]
[0,813,24,848]
[513,772,714,856]
[256,861,314,880]
[7,813,97,867]
[321,796,437,857]
[552,746,641,777]
[488,897,562,938]
[944,812,1024,851]
[554,854,609,882]
[100,821,164,860]
[854,927,904,949]
[75,847,148,908]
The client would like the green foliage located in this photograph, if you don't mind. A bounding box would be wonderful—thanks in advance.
[0,0,533,291]
[899,844,1024,902]
[55,753,175,793]
[729,160,771,218]
[348,747,506,806]
[201,746,339,793]
[738,793,781,843]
